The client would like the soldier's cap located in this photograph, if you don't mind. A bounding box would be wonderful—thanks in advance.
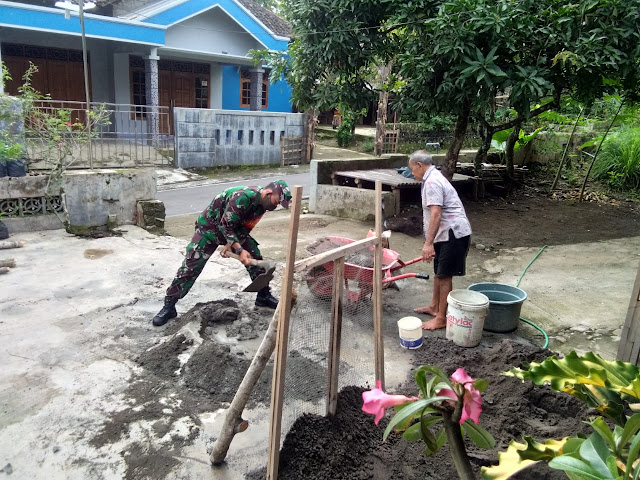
[266,180,292,209]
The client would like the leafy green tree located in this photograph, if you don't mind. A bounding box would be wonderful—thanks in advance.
[264,0,639,179]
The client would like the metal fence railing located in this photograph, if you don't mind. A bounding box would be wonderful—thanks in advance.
[25,100,174,170]
[383,125,482,154]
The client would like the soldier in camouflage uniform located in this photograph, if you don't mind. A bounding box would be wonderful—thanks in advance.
[152,180,292,326]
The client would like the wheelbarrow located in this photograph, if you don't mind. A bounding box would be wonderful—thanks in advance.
[304,236,429,312]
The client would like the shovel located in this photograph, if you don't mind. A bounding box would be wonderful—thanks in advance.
[226,252,276,292]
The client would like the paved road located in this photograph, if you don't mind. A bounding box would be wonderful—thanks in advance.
[158,172,311,218]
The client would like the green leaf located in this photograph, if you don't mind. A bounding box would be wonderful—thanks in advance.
[424,429,447,456]
[474,379,489,393]
[625,431,640,480]
[402,415,442,441]
[619,414,640,450]
[549,455,608,479]
[415,366,453,390]
[481,437,569,480]
[463,420,496,449]
[415,369,428,397]
[383,397,451,441]
[589,417,616,452]
[579,433,616,478]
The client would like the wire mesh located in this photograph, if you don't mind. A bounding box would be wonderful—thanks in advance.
[279,237,384,440]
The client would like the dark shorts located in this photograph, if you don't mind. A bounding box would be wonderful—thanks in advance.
[434,229,471,278]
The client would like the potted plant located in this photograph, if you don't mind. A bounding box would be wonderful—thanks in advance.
[0,136,26,177]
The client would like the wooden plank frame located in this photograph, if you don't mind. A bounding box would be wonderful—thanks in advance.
[326,257,345,416]
[266,185,303,480]
[373,181,385,388]
[617,265,640,365]
[266,184,386,478]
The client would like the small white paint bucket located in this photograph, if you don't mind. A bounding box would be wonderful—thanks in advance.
[446,290,490,348]
[397,316,423,349]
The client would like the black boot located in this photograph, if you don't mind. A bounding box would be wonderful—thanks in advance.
[255,287,278,309]
[152,296,178,326]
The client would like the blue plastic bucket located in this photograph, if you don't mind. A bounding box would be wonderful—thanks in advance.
[467,283,527,333]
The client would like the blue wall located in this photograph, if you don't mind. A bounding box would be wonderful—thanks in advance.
[222,65,292,113]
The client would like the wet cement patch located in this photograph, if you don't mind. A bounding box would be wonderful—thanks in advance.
[83,248,114,259]
[89,300,279,479]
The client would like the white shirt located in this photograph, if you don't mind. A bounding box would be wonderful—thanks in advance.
[422,166,472,243]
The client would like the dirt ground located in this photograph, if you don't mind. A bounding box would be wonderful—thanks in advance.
[247,336,590,480]
[2,178,639,479]
[387,187,640,248]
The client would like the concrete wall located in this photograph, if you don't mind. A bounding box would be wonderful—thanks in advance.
[174,108,305,168]
[164,7,263,57]
[314,185,396,222]
[221,66,292,113]
[64,169,157,227]
[0,169,157,232]
[309,154,408,213]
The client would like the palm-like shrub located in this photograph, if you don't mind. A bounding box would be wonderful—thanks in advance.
[592,127,640,191]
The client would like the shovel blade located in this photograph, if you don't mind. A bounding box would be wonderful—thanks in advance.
[242,266,275,292]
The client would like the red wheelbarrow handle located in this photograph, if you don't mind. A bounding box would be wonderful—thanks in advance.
[383,272,430,283]
[390,256,423,272]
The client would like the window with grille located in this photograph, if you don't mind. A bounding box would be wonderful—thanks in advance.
[239,70,269,109]
[131,69,146,118]
[195,77,209,108]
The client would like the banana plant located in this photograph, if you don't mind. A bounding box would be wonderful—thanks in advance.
[482,351,640,480]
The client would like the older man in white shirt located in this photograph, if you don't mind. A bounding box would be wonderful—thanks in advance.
[408,150,472,330]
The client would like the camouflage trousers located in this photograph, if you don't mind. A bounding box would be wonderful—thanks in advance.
[166,228,263,300]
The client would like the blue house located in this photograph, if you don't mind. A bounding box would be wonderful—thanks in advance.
[0,0,293,135]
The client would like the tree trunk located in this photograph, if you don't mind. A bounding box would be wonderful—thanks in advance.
[374,63,392,157]
[505,123,521,182]
[305,108,316,162]
[474,122,492,176]
[443,101,471,180]
[375,90,389,157]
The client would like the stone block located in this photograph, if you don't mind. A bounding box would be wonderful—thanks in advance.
[136,199,165,234]
[314,185,395,221]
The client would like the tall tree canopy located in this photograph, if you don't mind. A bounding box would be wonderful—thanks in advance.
[267,0,640,177]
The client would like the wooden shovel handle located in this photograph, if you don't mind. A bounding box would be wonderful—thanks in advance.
[225,251,270,268]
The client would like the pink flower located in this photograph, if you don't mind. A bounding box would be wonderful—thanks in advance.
[437,368,482,424]
[362,380,418,425]
[65,122,71,126]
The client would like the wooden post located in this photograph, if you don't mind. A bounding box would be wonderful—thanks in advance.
[373,181,385,388]
[327,257,345,416]
[617,265,640,365]
[266,185,302,480]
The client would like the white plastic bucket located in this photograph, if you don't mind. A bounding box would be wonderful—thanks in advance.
[446,290,490,347]
[397,316,423,349]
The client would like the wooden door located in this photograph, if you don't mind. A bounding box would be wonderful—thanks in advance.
[158,70,172,134]
[173,73,193,108]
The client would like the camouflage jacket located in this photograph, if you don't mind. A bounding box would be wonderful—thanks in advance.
[196,186,265,245]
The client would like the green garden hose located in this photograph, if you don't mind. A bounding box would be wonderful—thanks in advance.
[515,245,550,349]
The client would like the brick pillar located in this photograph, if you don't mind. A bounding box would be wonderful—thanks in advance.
[249,67,264,111]
[145,49,160,145]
